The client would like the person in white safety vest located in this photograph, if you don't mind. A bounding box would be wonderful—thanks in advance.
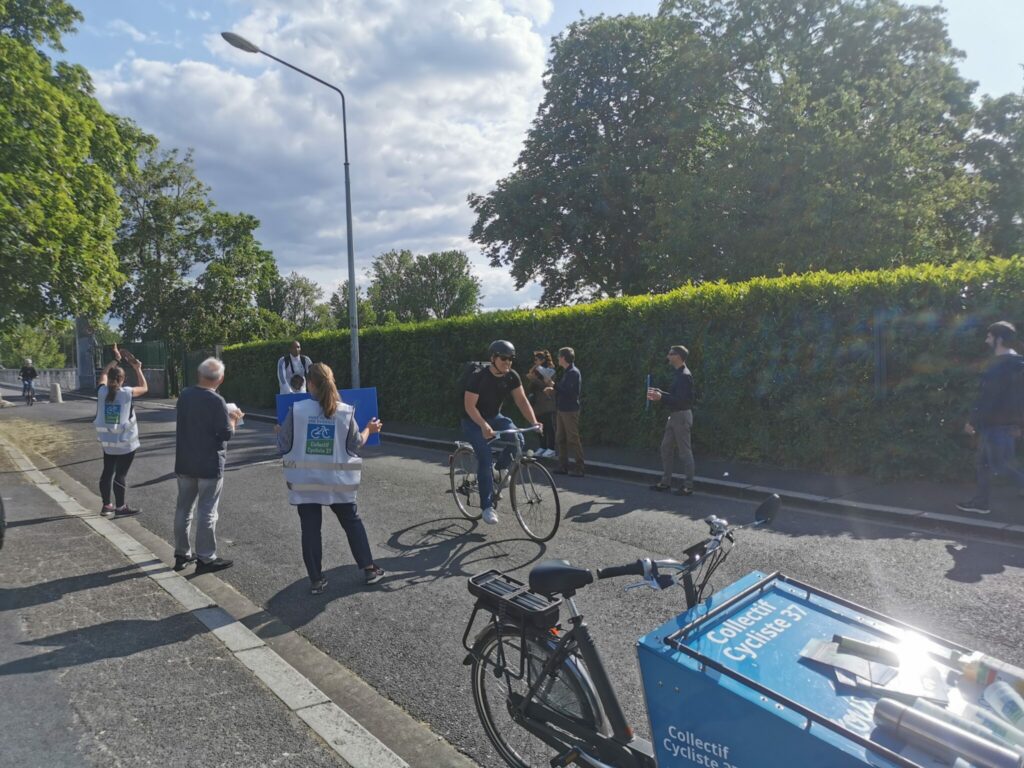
[94,345,148,517]
[276,362,385,594]
[277,340,313,395]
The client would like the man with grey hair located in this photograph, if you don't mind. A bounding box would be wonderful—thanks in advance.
[173,357,244,572]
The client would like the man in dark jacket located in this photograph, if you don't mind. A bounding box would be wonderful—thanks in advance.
[957,321,1024,514]
[173,357,244,572]
[648,345,695,496]
[552,347,584,476]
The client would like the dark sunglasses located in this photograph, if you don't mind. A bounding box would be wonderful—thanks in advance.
[497,355,515,362]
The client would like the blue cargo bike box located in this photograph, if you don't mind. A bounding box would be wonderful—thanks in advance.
[637,571,980,768]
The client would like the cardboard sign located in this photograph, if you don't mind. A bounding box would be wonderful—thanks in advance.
[275,387,380,447]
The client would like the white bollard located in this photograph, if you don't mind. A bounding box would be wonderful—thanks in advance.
[50,382,63,403]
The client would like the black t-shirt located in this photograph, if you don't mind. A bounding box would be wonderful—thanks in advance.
[20,366,37,381]
[465,367,522,419]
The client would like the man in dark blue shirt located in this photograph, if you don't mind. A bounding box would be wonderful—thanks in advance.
[173,357,243,572]
[648,345,695,495]
[957,321,1024,515]
[552,347,584,476]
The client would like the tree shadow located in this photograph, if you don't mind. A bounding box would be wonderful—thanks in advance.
[0,613,204,676]
[0,564,145,610]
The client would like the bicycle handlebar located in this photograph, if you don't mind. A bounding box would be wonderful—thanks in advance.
[488,425,542,439]
[596,561,646,579]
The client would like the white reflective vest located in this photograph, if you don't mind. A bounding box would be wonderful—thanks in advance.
[94,386,140,455]
[282,399,362,505]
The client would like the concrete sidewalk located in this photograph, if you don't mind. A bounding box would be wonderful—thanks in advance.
[0,429,418,768]
[0,441,356,766]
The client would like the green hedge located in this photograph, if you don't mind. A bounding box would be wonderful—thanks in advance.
[219,258,1024,481]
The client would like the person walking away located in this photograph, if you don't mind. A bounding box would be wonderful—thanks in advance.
[957,321,1024,515]
[173,357,244,573]
[526,350,557,458]
[19,358,38,402]
[550,347,584,477]
[277,340,313,395]
[276,362,386,594]
[462,340,543,525]
[94,345,148,516]
[648,345,696,496]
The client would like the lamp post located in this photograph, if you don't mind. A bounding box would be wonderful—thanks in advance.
[221,31,360,388]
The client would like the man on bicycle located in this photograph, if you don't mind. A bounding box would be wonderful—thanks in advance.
[462,340,542,525]
[20,358,38,401]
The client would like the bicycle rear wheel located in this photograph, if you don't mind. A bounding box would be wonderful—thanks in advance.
[509,460,560,542]
[470,624,599,768]
[450,446,483,520]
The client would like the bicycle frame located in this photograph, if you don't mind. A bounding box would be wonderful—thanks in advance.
[502,596,657,768]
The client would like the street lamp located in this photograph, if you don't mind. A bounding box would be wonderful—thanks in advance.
[221,31,361,388]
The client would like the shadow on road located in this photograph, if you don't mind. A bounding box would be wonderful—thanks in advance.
[943,541,1024,583]
[0,564,146,610]
[0,613,204,676]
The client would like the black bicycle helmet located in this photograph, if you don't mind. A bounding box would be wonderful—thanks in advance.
[488,340,516,359]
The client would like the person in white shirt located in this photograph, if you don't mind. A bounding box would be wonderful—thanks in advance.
[277,340,313,395]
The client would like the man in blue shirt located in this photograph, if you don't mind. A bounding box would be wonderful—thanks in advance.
[648,345,695,495]
[552,347,584,477]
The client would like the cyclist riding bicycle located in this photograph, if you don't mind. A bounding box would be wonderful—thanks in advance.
[462,340,543,526]
[19,358,38,399]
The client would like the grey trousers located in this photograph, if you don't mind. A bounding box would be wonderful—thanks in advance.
[174,475,223,563]
[660,410,695,487]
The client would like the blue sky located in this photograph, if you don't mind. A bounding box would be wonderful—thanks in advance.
[58,1,1024,310]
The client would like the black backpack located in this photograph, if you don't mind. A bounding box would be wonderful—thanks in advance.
[456,361,488,411]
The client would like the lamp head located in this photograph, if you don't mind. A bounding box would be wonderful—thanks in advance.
[221,32,260,53]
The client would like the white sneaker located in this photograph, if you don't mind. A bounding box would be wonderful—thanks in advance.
[482,507,498,525]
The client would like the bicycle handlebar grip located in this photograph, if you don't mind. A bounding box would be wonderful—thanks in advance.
[597,560,646,579]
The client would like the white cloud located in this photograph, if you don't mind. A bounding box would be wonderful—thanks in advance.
[187,8,212,21]
[107,19,148,42]
[92,0,548,310]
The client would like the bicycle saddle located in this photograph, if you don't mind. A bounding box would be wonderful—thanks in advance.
[529,559,594,596]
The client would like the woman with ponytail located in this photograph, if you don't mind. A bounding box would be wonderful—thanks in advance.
[95,345,148,516]
[276,362,385,594]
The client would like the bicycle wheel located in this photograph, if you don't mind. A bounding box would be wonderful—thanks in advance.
[470,624,599,768]
[509,460,561,542]
[450,446,483,520]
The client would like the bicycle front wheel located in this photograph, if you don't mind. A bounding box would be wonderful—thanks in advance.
[509,460,560,542]
[450,446,483,520]
[470,624,599,768]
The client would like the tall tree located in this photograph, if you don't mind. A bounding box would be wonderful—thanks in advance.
[0,319,71,368]
[185,212,291,346]
[329,281,377,328]
[970,91,1024,258]
[278,272,328,332]
[110,147,211,348]
[469,14,715,305]
[367,249,482,322]
[470,1,986,302]
[654,0,982,280]
[0,0,137,330]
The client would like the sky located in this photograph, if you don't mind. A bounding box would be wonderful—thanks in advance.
[57,1,1024,311]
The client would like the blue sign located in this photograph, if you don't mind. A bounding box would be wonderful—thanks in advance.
[275,387,380,447]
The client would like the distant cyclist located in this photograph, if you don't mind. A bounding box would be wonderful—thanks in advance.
[19,358,38,401]
[461,340,542,525]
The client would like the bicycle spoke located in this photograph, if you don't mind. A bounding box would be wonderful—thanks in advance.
[510,462,561,542]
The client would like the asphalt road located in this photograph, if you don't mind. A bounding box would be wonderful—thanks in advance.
[4,398,1024,766]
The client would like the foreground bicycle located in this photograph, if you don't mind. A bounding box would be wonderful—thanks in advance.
[450,425,561,542]
[462,495,780,768]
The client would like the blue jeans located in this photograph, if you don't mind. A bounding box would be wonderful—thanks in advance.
[22,379,34,396]
[461,416,523,510]
[297,503,373,582]
[974,426,1024,505]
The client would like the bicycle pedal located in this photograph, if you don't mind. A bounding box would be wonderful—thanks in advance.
[551,748,581,767]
